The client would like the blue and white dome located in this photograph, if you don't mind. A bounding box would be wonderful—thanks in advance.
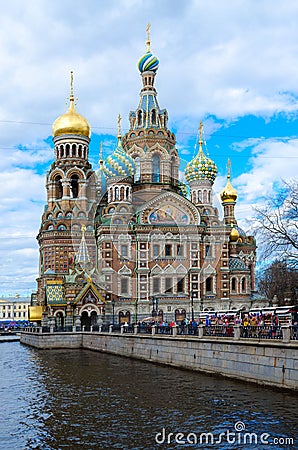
[103,140,135,179]
[138,51,159,73]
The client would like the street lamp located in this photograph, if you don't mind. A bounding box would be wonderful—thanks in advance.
[111,298,115,326]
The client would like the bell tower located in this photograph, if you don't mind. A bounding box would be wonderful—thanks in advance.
[36,72,98,306]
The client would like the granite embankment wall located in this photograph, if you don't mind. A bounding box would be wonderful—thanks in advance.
[20,332,298,391]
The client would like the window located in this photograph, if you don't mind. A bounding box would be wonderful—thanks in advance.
[58,225,66,231]
[153,277,160,293]
[177,244,183,256]
[71,175,79,198]
[55,176,63,199]
[152,154,160,182]
[121,278,128,294]
[231,278,236,291]
[206,277,213,292]
[165,277,172,293]
[205,244,210,257]
[242,278,246,292]
[121,245,128,257]
[165,245,172,257]
[177,278,184,293]
[153,244,159,257]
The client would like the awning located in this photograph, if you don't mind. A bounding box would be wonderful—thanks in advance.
[29,306,43,321]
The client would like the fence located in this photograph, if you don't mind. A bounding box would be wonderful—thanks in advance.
[23,324,298,342]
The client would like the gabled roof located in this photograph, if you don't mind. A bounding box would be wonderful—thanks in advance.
[74,281,105,305]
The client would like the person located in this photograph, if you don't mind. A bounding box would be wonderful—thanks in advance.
[123,321,129,333]
[180,319,186,335]
[192,320,198,335]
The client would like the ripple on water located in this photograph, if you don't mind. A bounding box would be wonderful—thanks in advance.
[0,343,297,450]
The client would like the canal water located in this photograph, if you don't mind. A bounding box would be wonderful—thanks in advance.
[0,342,297,450]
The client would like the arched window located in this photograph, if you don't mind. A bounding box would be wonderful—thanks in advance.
[151,109,156,125]
[71,174,79,198]
[242,278,246,293]
[206,277,213,292]
[134,157,140,182]
[231,277,236,292]
[55,176,63,199]
[137,110,142,126]
[152,154,160,182]
[58,224,66,231]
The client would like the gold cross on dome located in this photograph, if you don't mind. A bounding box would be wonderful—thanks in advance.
[70,70,74,97]
[117,113,122,137]
[146,22,151,52]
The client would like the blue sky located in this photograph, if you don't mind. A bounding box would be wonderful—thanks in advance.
[0,0,298,295]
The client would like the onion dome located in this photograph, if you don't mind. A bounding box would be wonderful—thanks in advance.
[220,159,238,203]
[185,122,217,184]
[138,52,159,73]
[52,71,91,138]
[230,226,239,242]
[137,22,159,73]
[103,115,135,179]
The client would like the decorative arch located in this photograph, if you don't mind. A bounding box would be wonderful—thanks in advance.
[65,167,86,179]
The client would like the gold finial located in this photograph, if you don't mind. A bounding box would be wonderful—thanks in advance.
[198,120,203,151]
[146,22,151,52]
[117,113,122,138]
[227,158,231,180]
[81,224,86,234]
[99,142,103,166]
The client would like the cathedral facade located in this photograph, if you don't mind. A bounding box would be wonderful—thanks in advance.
[35,31,258,327]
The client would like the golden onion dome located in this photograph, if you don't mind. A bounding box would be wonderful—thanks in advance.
[230,226,239,242]
[52,71,91,138]
[52,96,91,138]
[220,159,238,203]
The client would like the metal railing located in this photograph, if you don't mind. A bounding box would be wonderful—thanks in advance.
[240,325,282,339]
[203,325,234,338]
[22,324,298,342]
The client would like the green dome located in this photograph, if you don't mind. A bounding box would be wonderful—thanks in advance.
[185,146,217,184]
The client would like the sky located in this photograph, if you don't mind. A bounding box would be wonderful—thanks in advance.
[1,0,298,296]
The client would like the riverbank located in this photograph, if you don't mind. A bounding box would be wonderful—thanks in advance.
[0,334,20,342]
[20,331,298,391]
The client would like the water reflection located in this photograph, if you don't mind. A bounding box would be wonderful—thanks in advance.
[0,342,297,449]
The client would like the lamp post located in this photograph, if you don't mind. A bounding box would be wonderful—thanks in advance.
[111,298,115,326]
[191,290,194,322]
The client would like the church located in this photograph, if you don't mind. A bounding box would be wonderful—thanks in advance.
[34,29,258,328]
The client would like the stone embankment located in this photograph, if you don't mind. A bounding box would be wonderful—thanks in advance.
[20,330,298,391]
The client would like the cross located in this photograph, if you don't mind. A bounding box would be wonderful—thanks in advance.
[227,158,231,179]
[70,70,74,97]
[146,22,151,52]
[117,113,122,137]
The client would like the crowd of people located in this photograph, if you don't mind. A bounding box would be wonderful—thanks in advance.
[133,310,298,338]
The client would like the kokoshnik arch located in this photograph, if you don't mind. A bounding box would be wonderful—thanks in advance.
[34,26,260,328]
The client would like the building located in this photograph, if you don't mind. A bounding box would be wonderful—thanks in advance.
[36,29,260,328]
[0,295,30,326]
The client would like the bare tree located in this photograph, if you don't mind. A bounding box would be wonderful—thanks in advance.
[254,179,298,269]
[257,260,298,305]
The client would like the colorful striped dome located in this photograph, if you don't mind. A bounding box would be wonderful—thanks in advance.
[138,52,159,73]
[185,146,217,184]
[103,140,135,179]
